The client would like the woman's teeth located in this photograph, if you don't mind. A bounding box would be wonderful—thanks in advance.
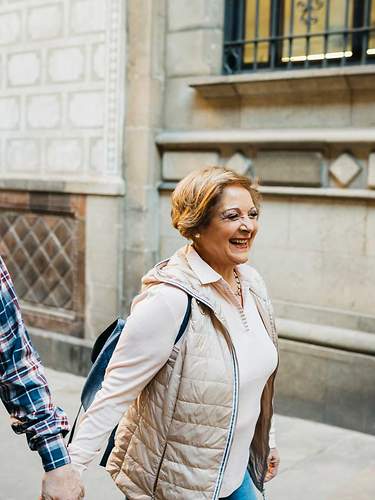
[230,239,248,246]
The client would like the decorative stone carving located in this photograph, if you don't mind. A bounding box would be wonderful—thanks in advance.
[329,153,361,187]
[226,152,252,176]
[0,191,85,336]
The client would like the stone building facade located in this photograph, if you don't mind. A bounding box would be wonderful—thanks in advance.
[0,0,374,434]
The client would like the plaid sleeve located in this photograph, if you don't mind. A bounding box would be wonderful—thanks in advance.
[0,257,71,471]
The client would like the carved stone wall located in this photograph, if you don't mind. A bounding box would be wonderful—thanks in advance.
[0,192,85,336]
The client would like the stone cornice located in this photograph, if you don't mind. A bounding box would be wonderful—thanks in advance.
[156,128,375,147]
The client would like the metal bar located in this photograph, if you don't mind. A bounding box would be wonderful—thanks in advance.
[361,0,371,63]
[223,25,375,46]
[304,0,313,68]
[323,0,331,67]
[270,0,278,69]
[288,0,295,70]
[254,0,260,71]
[341,0,351,66]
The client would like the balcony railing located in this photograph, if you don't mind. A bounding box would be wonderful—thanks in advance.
[223,0,375,73]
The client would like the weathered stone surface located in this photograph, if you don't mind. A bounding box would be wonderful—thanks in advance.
[277,338,375,435]
[329,153,362,187]
[90,138,105,173]
[46,139,83,172]
[166,29,222,77]
[48,47,85,82]
[168,0,224,31]
[162,151,219,180]
[6,139,40,171]
[92,43,106,80]
[68,92,104,128]
[7,51,41,86]
[27,4,62,40]
[225,151,251,175]
[0,11,21,45]
[85,196,123,338]
[368,152,375,188]
[0,97,20,129]
[70,0,106,34]
[27,94,61,129]
[253,151,323,186]
[240,91,351,129]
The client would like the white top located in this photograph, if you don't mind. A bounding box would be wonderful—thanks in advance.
[69,246,278,497]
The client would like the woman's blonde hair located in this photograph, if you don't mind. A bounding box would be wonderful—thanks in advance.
[171,166,260,240]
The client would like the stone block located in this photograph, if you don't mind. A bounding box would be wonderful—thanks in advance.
[70,0,106,34]
[276,339,375,435]
[365,204,375,257]
[46,139,83,172]
[240,91,351,129]
[254,196,290,250]
[166,29,222,77]
[168,0,224,31]
[92,43,105,80]
[368,152,375,188]
[48,47,85,83]
[164,77,241,130]
[0,11,21,45]
[27,4,63,40]
[162,151,219,181]
[329,153,362,187]
[287,197,366,255]
[7,51,40,86]
[0,97,20,129]
[351,90,375,127]
[253,151,323,186]
[68,92,104,128]
[6,139,40,172]
[27,94,61,129]
[90,138,105,173]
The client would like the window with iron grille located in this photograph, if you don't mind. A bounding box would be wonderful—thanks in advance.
[223,0,375,73]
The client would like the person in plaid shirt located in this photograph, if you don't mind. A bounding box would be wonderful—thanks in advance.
[0,256,84,500]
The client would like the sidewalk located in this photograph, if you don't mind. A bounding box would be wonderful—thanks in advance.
[1,368,374,500]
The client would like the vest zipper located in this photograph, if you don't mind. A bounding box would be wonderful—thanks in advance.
[150,278,240,500]
[152,440,168,499]
[211,345,239,500]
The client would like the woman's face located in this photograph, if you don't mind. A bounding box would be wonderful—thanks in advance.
[195,185,259,274]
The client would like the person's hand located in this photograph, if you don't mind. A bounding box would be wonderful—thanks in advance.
[40,464,85,500]
[264,447,280,482]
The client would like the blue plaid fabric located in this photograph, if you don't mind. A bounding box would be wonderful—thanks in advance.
[0,257,70,471]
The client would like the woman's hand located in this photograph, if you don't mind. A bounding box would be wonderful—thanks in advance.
[264,447,280,482]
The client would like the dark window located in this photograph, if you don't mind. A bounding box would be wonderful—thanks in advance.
[223,0,375,73]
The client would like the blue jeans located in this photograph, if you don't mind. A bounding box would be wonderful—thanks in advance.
[220,470,257,500]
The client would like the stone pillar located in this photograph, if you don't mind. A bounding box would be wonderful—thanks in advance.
[122,0,166,311]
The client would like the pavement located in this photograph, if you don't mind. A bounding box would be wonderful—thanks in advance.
[0,368,374,500]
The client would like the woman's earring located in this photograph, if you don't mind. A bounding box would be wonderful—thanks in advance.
[194,233,200,239]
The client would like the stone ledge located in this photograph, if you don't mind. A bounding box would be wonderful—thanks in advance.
[277,318,375,356]
[156,128,375,147]
[188,65,375,97]
[276,338,375,435]
[159,182,375,200]
[29,327,93,377]
[0,175,125,196]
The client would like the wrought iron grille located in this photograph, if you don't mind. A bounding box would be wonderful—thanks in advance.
[223,0,375,73]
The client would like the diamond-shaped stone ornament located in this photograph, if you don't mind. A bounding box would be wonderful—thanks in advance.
[329,153,361,187]
[226,152,252,175]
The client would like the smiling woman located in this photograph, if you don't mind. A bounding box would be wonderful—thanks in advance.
[68,166,279,500]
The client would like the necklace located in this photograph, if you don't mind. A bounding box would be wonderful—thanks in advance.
[233,269,241,297]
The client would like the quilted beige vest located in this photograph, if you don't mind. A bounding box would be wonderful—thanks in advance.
[106,247,278,500]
